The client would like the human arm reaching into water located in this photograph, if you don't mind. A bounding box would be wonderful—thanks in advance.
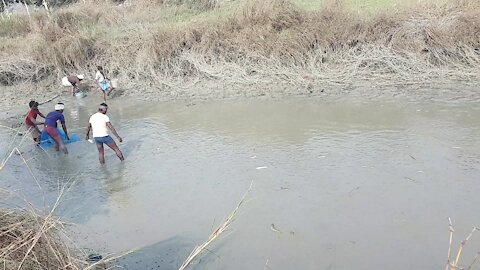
[106,122,122,142]
[61,121,70,141]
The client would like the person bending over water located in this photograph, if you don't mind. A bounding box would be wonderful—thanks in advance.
[44,103,69,154]
[67,74,84,96]
[86,103,124,164]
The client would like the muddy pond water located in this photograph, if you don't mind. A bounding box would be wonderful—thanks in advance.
[1,96,480,270]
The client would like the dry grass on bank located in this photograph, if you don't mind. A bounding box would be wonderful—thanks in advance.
[0,208,81,270]
[0,0,479,96]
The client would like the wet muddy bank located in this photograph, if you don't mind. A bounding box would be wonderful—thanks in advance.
[1,78,479,113]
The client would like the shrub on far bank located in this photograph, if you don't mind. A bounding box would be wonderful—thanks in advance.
[0,0,479,87]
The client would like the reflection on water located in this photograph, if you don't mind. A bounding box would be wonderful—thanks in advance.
[1,97,480,270]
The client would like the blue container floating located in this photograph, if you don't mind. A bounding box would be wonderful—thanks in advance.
[40,128,81,148]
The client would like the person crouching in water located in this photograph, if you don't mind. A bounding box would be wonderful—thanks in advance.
[95,66,113,102]
[86,103,124,164]
[44,103,69,154]
[25,100,45,145]
[67,74,84,96]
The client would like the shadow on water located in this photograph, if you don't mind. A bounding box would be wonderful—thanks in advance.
[116,236,194,270]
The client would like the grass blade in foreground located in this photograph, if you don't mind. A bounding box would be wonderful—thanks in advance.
[178,181,254,270]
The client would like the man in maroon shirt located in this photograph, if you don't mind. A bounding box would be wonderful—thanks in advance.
[25,100,45,145]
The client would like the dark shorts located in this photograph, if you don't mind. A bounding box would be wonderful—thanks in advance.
[45,126,61,141]
[94,135,114,145]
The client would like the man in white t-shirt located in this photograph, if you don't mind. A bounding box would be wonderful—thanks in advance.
[86,103,124,164]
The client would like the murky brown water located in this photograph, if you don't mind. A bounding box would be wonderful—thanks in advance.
[1,96,480,269]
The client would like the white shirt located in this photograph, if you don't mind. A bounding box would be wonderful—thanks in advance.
[89,112,110,138]
[95,71,105,83]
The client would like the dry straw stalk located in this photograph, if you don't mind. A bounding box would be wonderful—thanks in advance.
[178,181,253,270]
[446,217,480,270]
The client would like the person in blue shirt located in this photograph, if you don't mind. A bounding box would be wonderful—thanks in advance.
[44,103,70,154]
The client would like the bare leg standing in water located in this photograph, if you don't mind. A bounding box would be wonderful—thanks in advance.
[50,133,68,154]
[95,137,124,164]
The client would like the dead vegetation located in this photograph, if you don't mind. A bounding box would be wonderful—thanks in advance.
[0,0,479,99]
[0,208,80,269]
[446,218,480,270]
[178,181,253,270]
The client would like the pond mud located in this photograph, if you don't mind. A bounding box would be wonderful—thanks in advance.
[1,95,480,269]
